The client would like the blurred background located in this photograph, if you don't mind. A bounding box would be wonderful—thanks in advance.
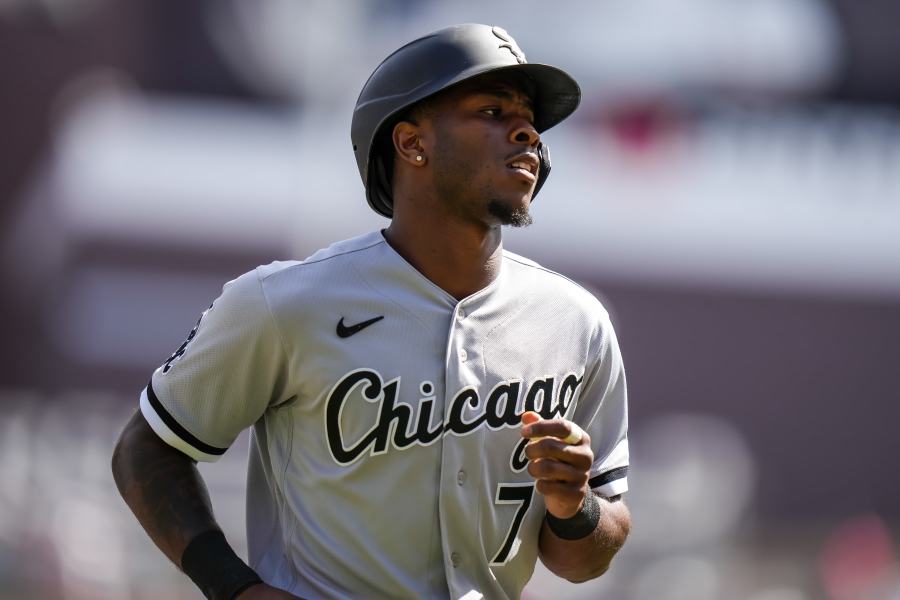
[1,0,899,598]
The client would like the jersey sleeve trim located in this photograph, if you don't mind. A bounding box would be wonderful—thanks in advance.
[140,382,228,462]
[589,466,628,497]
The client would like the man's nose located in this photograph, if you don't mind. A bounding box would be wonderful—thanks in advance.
[509,122,540,148]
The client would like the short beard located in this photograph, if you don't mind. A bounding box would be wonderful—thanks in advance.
[487,200,533,228]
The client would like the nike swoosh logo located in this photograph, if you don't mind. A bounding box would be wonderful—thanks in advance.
[336,315,384,338]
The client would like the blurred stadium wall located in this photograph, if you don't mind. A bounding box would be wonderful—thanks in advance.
[1,1,898,599]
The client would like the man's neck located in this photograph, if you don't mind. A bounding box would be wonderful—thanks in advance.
[384,213,503,301]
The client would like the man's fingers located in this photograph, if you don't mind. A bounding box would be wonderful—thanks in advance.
[527,456,590,486]
[521,410,542,426]
[521,415,593,501]
[524,437,592,470]
[521,418,589,447]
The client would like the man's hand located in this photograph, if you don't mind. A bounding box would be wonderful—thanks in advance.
[236,583,304,599]
[520,410,593,519]
[520,411,631,582]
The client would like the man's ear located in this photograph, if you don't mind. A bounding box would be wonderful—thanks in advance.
[393,120,427,167]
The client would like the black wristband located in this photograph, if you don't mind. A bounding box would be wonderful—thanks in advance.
[545,490,602,540]
[181,530,263,600]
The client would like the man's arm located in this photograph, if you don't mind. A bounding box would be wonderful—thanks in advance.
[521,412,631,582]
[111,409,218,564]
[111,409,298,599]
[537,494,631,582]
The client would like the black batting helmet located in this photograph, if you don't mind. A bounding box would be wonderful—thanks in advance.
[351,23,582,218]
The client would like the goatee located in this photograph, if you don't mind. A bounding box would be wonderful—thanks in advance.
[488,200,533,228]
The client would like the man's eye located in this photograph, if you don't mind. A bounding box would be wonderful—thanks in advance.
[482,107,501,117]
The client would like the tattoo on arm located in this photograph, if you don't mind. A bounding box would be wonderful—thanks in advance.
[112,410,220,567]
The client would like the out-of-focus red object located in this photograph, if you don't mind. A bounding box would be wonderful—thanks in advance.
[819,513,898,600]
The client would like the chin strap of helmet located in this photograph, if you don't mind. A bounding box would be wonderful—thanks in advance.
[533,142,552,197]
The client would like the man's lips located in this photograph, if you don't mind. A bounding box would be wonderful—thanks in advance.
[506,152,540,181]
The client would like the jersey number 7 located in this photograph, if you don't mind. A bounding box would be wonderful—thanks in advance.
[489,483,535,566]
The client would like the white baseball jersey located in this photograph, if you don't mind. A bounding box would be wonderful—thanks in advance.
[140,230,629,599]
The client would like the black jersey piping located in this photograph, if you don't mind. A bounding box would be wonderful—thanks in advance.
[146,381,228,456]
[589,466,627,490]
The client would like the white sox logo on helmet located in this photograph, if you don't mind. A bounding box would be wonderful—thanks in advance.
[492,26,527,64]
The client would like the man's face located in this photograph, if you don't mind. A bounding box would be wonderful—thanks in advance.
[421,72,541,228]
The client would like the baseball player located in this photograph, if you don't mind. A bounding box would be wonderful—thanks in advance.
[112,23,630,600]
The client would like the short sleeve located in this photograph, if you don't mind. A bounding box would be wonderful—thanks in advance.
[140,267,289,462]
[574,314,629,497]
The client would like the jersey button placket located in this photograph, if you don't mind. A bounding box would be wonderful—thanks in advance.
[443,302,478,593]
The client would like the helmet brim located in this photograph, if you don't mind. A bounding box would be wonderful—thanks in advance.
[441,62,581,133]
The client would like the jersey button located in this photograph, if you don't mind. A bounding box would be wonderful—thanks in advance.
[450,552,462,568]
[458,349,468,362]
[457,308,466,320]
[457,470,467,485]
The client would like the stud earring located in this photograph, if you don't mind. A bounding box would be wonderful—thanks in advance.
[416,155,423,162]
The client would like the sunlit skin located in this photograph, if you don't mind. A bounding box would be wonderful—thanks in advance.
[385,71,541,300]
[426,77,539,228]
